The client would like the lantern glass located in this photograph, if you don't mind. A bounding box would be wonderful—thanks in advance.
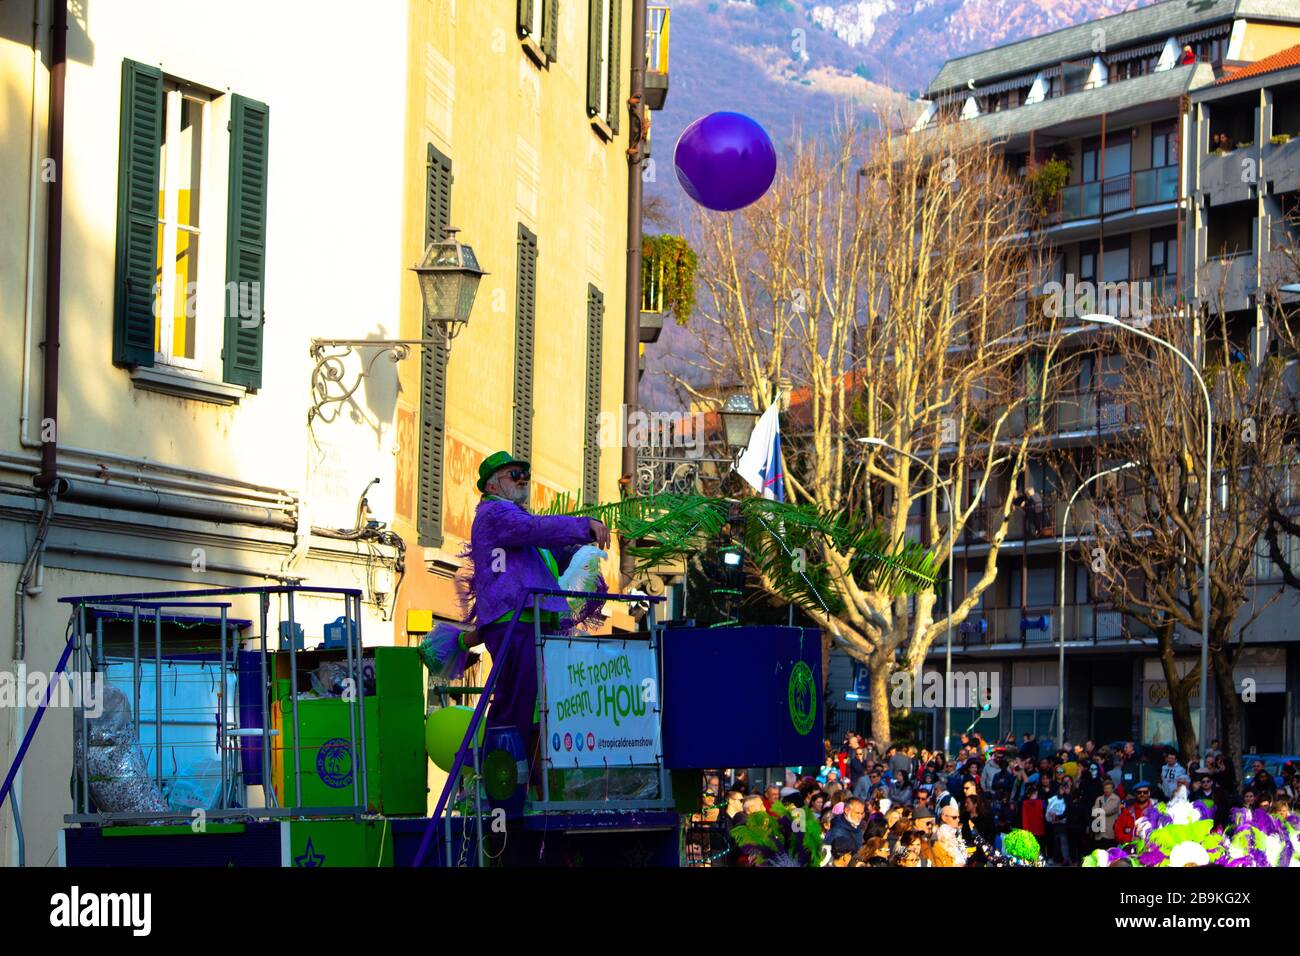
[412,236,486,326]
[721,393,760,449]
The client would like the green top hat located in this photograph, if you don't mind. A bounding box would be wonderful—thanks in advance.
[477,450,530,493]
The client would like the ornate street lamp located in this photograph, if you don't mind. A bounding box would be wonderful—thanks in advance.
[720,392,761,450]
[1078,312,1212,760]
[308,229,486,425]
[410,229,487,341]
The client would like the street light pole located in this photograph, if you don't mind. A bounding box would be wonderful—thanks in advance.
[1080,313,1213,758]
[859,437,954,756]
[1058,461,1137,749]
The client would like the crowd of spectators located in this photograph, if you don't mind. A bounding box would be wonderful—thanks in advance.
[689,730,1298,866]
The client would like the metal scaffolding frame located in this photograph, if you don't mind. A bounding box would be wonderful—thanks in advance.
[48,585,368,827]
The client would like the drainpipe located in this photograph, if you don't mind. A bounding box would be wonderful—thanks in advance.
[1177,95,1187,318]
[9,0,62,871]
[620,0,648,588]
[35,0,67,494]
[19,0,45,453]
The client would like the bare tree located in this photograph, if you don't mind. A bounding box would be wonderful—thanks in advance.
[1252,206,1300,589]
[1083,290,1287,769]
[669,116,1059,744]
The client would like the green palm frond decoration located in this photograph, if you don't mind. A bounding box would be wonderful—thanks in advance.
[540,492,941,607]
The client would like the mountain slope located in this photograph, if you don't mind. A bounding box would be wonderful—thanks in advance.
[642,0,1152,407]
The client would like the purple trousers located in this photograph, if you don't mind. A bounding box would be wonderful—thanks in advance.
[479,619,544,789]
[479,620,538,731]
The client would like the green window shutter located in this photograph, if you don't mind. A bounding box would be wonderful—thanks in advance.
[517,0,534,37]
[606,0,622,132]
[543,0,559,61]
[513,224,538,463]
[112,59,163,368]
[419,144,453,548]
[586,0,604,117]
[223,94,269,389]
[426,143,452,244]
[583,284,604,505]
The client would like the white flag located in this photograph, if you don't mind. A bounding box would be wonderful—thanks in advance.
[735,402,784,501]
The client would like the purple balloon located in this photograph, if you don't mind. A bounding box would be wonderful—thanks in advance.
[673,111,777,212]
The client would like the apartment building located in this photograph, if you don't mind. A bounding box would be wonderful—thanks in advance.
[831,0,1300,755]
[0,0,664,867]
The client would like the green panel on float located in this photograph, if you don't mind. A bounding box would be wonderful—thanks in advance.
[275,646,426,816]
[287,819,392,867]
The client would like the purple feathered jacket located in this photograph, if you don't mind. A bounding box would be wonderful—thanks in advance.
[461,498,595,627]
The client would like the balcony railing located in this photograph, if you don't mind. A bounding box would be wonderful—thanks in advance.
[957,498,1060,545]
[641,253,666,313]
[953,603,1155,646]
[646,5,670,73]
[1132,165,1180,206]
[1130,272,1180,308]
[1052,166,1178,223]
[1001,387,1135,439]
[1264,134,1300,195]
[1199,250,1258,312]
[1200,146,1257,204]
[1057,181,1100,221]
[957,489,1150,547]
[1051,388,1132,433]
[644,5,670,110]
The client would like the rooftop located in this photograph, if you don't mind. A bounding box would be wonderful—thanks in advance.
[917,63,1212,146]
[1214,41,1300,84]
[926,0,1300,97]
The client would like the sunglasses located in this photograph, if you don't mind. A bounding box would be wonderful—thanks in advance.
[504,468,530,481]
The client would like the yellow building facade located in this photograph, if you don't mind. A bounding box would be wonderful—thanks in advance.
[393,0,635,632]
[0,0,642,867]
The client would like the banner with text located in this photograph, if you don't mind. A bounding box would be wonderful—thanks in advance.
[542,641,661,767]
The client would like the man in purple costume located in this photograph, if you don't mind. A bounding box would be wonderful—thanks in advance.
[461,451,610,784]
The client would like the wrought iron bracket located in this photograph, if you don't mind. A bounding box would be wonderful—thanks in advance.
[632,451,740,495]
[308,337,448,426]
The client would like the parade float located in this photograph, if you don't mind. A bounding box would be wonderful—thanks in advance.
[0,492,938,867]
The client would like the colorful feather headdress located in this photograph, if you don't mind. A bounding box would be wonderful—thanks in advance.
[1083,788,1300,868]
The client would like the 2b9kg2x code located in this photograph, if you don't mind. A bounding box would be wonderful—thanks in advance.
[1190,893,1250,904]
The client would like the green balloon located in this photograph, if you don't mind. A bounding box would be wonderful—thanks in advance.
[424,706,484,772]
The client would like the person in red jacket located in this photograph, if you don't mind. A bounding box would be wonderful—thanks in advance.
[1020,784,1046,838]
[1113,781,1153,844]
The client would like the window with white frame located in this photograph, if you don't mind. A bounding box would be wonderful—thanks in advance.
[154,83,212,369]
[586,0,620,131]
[598,0,612,118]
[1255,528,1300,582]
